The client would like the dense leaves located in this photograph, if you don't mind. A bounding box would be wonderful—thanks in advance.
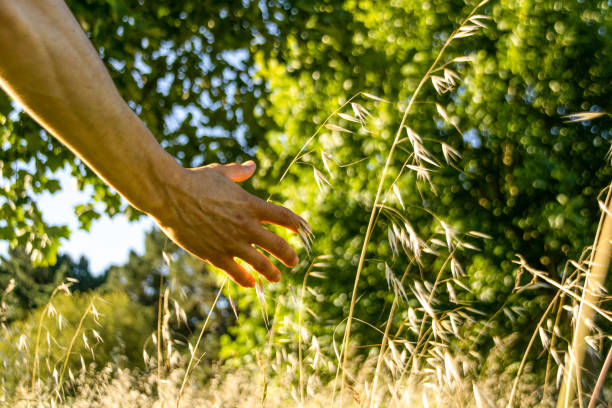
[0,250,104,323]
[102,228,236,357]
[225,0,612,364]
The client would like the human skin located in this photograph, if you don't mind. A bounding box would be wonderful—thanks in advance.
[0,0,310,287]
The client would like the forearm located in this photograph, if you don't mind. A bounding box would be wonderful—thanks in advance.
[0,0,180,214]
[0,1,308,287]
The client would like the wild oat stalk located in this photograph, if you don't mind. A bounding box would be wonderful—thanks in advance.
[367,261,414,408]
[176,277,227,408]
[506,287,563,407]
[156,268,165,394]
[336,1,491,404]
[52,296,96,404]
[298,261,317,404]
[588,344,612,408]
[271,92,364,200]
[557,184,612,408]
[551,110,612,407]
[31,279,75,393]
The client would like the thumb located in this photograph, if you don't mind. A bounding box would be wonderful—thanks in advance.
[209,160,256,182]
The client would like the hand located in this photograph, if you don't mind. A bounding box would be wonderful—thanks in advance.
[151,160,309,287]
[0,1,309,284]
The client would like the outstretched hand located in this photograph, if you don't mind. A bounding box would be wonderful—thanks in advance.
[151,161,309,287]
[0,2,308,287]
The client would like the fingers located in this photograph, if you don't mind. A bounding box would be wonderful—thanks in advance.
[213,245,284,287]
[208,161,256,182]
[214,258,255,288]
[252,227,299,267]
[255,199,310,234]
[237,246,282,283]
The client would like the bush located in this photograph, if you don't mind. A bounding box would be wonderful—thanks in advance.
[0,291,154,394]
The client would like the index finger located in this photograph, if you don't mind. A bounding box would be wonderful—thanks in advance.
[254,199,310,234]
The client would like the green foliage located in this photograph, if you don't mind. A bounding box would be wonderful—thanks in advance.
[0,291,153,392]
[218,0,612,365]
[0,250,105,323]
[103,228,234,338]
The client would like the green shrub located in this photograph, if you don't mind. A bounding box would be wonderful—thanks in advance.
[0,291,154,394]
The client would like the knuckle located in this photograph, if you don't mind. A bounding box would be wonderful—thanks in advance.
[279,241,293,258]
[251,196,266,211]
[253,256,269,273]
[284,208,299,227]
[287,246,298,260]
[272,234,286,249]
[273,236,297,264]
[227,269,240,281]
[235,212,248,225]
[209,257,227,269]
[245,219,261,233]
[277,205,291,220]
[236,275,254,288]
[224,242,240,254]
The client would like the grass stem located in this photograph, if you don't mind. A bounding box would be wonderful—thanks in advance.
[557,184,612,408]
[337,3,490,402]
[176,277,227,408]
[52,298,95,404]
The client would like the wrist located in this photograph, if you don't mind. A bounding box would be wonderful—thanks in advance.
[134,145,186,218]
[113,112,186,218]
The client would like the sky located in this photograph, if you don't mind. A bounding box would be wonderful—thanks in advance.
[26,169,154,275]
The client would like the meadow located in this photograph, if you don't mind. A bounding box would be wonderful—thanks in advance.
[1,0,612,407]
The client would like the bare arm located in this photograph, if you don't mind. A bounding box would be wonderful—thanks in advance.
[0,0,308,287]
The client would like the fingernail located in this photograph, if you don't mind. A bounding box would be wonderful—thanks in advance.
[243,160,255,167]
